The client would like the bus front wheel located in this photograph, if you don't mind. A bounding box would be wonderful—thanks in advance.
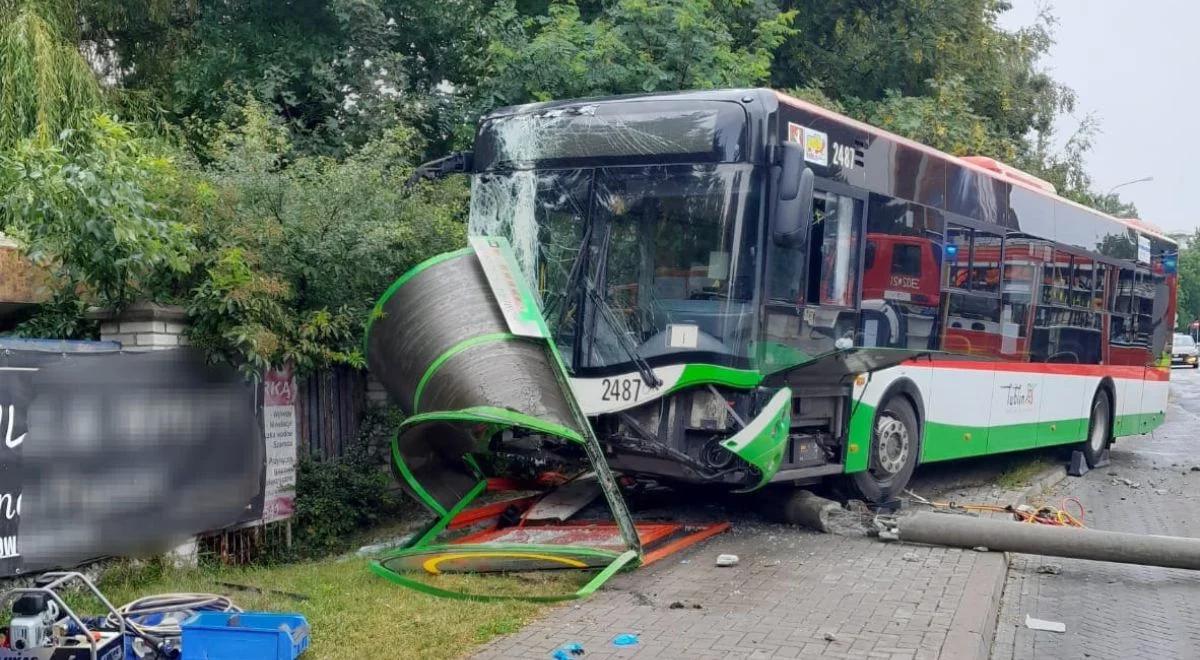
[846,396,920,503]
[1081,388,1113,469]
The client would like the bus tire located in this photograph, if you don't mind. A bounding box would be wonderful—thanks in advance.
[1081,388,1113,468]
[846,396,919,503]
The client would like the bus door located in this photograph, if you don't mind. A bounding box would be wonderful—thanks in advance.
[930,222,1004,460]
[988,237,1042,453]
[1108,267,1146,435]
[762,183,865,372]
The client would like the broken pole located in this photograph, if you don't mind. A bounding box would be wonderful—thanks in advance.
[780,490,842,532]
[897,511,1200,571]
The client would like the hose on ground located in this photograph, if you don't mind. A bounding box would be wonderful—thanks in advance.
[107,592,241,639]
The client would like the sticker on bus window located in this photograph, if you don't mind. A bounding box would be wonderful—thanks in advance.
[667,324,699,349]
[787,123,829,167]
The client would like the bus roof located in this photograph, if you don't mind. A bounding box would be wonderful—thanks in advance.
[773,90,1175,245]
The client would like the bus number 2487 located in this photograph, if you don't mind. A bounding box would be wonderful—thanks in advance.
[601,377,643,402]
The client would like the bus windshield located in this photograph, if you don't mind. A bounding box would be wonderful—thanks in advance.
[470,163,761,372]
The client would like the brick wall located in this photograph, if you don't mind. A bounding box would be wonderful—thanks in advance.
[89,302,189,351]
[0,238,48,304]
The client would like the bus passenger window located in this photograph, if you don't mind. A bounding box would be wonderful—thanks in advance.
[946,225,971,289]
[807,193,861,307]
[971,231,1002,294]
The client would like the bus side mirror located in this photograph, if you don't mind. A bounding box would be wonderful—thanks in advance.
[772,143,814,248]
[405,151,474,189]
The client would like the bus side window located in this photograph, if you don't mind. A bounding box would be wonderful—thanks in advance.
[807,193,861,307]
[1000,237,1035,361]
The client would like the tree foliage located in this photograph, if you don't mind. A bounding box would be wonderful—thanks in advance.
[1176,233,1200,330]
[0,3,106,148]
[774,0,1072,148]
[0,114,194,308]
[183,102,467,374]
[476,0,795,109]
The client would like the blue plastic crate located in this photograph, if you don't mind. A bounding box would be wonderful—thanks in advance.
[181,612,310,660]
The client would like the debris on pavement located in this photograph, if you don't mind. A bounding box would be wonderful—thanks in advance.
[902,552,921,562]
[973,546,990,552]
[551,642,585,659]
[779,490,844,532]
[716,554,739,567]
[525,473,602,523]
[823,632,838,642]
[611,634,639,647]
[1025,614,1067,633]
[669,601,702,610]
[1036,563,1063,575]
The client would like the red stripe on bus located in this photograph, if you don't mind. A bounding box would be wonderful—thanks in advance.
[906,360,1170,381]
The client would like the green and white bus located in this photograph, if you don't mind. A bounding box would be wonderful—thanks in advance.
[427,88,1177,502]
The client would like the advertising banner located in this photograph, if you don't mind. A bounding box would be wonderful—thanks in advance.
[0,348,262,576]
[262,365,298,524]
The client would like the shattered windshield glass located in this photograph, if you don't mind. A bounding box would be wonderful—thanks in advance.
[470,164,760,372]
[468,99,759,373]
[473,100,745,171]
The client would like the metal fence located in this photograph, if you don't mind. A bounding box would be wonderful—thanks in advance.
[296,365,367,460]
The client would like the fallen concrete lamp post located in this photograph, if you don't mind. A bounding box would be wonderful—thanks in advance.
[892,511,1200,571]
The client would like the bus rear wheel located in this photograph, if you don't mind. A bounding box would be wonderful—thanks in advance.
[846,396,919,503]
[1081,388,1112,468]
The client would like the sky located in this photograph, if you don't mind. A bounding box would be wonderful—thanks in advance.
[999,1,1198,235]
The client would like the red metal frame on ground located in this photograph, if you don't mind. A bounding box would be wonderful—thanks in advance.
[447,494,541,530]
[451,518,731,566]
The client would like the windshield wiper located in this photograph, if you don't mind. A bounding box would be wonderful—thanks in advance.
[582,222,660,388]
[545,221,594,330]
[580,276,662,389]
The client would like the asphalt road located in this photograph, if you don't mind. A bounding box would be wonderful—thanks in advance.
[991,366,1200,659]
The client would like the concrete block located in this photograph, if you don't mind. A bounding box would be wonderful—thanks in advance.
[163,321,188,335]
[121,320,166,333]
[136,333,179,347]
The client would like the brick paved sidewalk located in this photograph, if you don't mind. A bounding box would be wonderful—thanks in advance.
[476,526,988,660]
[991,379,1200,660]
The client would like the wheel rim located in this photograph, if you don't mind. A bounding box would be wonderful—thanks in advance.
[875,414,910,475]
[1089,397,1109,453]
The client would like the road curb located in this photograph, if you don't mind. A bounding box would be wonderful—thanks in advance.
[939,463,1068,659]
[1019,465,1069,503]
[941,550,1007,660]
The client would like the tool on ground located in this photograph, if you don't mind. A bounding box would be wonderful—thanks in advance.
[882,511,1200,571]
[0,571,127,660]
[0,572,261,660]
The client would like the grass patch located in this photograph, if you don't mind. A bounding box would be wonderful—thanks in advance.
[61,557,587,659]
[995,457,1054,491]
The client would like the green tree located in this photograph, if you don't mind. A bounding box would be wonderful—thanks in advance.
[77,0,494,155]
[0,2,106,148]
[476,0,795,110]
[0,116,195,311]
[184,101,468,374]
[773,0,1071,147]
[1176,231,1200,330]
